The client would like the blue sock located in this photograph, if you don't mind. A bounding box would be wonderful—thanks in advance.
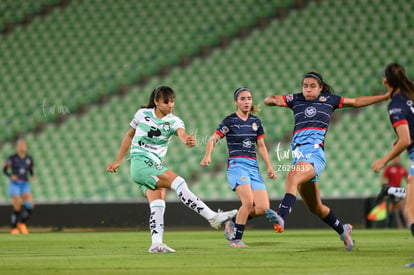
[322,209,344,235]
[410,224,414,237]
[277,193,296,220]
[232,223,245,241]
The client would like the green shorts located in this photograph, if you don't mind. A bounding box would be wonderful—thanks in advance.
[130,153,168,194]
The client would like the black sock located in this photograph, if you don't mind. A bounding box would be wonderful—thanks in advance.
[232,223,246,241]
[11,211,20,228]
[277,193,296,220]
[20,207,33,223]
[322,209,344,235]
[410,224,414,237]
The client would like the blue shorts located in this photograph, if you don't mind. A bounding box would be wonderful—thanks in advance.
[292,144,326,182]
[8,180,31,197]
[408,150,414,176]
[226,157,266,191]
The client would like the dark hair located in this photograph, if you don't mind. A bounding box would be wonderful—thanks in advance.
[384,63,414,100]
[141,86,176,109]
[233,87,260,114]
[302,72,334,94]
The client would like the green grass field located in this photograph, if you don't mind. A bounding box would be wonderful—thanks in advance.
[1,229,413,274]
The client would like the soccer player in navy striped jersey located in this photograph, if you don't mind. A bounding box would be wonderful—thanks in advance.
[107,86,237,253]
[371,64,414,267]
[201,88,277,248]
[264,72,390,251]
[3,139,35,234]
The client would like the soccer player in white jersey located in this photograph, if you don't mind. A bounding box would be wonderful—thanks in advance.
[107,86,237,253]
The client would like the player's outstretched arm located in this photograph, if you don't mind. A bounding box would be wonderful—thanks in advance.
[176,128,196,148]
[264,95,287,107]
[107,127,135,173]
[372,124,411,172]
[200,133,221,168]
[342,90,391,108]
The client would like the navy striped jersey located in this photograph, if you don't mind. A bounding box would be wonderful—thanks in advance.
[282,93,344,147]
[215,113,265,159]
[3,153,34,181]
[388,92,414,153]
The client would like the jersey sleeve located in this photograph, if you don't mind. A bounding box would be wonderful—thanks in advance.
[28,156,34,176]
[284,94,295,108]
[3,156,12,177]
[388,103,408,128]
[215,119,229,138]
[256,119,265,140]
[330,94,345,109]
[130,109,144,129]
[171,116,185,135]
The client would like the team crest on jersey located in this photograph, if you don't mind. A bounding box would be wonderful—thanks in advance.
[304,106,317,118]
[242,139,252,148]
[26,158,31,165]
[162,122,171,131]
[221,126,229,134]
[286,94,294,102]
[252,122,258,131]
[319,96,327,102]
[240,176,246,182]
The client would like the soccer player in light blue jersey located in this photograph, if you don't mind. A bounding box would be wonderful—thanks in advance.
[107,86,237,253]
[201,88,277,248]
[264,72,390,251]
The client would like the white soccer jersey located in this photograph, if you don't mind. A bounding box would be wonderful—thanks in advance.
[130,108,185,162]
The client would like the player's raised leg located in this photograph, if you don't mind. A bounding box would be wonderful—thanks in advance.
[157,170,237,229]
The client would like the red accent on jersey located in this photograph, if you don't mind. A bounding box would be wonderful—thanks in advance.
[393,120,408,128]
[215,130,225,138]
[338,97,345,108]
[257,134,266,140]
[293,127,327,135]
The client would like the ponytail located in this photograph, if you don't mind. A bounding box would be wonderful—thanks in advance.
[250,105,261,114]
[384,63,414,100]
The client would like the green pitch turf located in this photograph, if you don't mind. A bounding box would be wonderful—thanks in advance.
[0,229,413,274]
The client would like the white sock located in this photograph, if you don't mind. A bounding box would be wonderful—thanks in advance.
[388,187,406,199]
[149,199,165,244]
[171,176,216,220]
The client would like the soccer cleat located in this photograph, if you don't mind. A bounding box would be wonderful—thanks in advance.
[224,219,235,241]
[375,184,389,204]
[265,209,285,233]
[229,239,248,248]
[148,243,176,253]
[340,224,353,251]
[209,209,238,229]
[10,228,19,234]
[17,223,29,234]
[405,262,414,268]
